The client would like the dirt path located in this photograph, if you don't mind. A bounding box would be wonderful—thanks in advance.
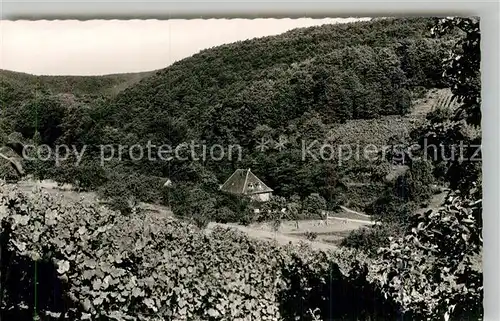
[206,222,338,251]
[327,216,377,225]
[337,206,372,219]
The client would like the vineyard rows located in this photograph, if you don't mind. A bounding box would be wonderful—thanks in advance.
[0,183,482,321]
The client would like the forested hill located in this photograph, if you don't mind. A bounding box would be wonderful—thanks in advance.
[0,69,155,105]
[1,17,463,219]
[110,17,455,144]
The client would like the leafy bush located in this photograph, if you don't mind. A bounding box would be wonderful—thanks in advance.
[340,223,402,256]
[372,193,483,320]
[106,195,137,215]
[0,16,483,321]
[365,191,418,225]
[393,158,435,204]
[0,162,20,182]
[14,95,67,146]
[366,158,434,225]
[1,18,455,218]
[302,193,327,219]
[304,231,318,241]
[168,182,251,224]
[97,171,163,206]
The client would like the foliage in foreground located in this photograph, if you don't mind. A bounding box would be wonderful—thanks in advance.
[373,194,483,320]
[0,185,394,321]
[0,184,482,321]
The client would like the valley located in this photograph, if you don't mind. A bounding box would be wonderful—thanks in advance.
[0,16,482,321]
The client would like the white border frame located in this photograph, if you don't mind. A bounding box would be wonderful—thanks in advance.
[1,1,499,320]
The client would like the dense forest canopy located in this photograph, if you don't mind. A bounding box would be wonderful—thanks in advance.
[111,17,452,136]
[1,17,462,219]
[0,69,155,105]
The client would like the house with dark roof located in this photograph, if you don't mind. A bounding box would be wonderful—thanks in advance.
[219,168,273,202]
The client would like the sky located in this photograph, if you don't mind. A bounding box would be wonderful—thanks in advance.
[0,18,369,76]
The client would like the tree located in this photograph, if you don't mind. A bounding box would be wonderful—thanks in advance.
[303,193,327,220]
[393,159,435,204]
[287,195,302,229]
[259,196,288,234]
[431,17,481,126]
[14,94,67,146]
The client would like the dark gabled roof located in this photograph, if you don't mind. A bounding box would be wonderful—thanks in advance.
[220,169,273,196]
